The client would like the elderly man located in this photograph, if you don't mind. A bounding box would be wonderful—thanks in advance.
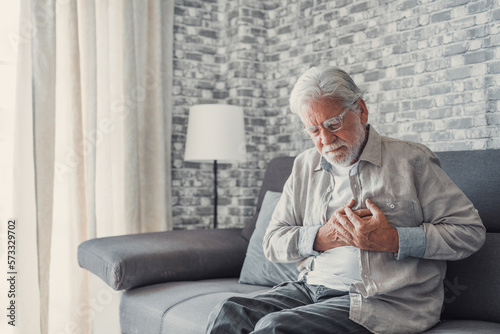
[206,65,485,334]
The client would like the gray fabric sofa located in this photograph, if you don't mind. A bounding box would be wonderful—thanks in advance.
[78,149,500,334]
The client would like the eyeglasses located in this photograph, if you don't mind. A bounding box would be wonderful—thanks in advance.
[302,106,354,138]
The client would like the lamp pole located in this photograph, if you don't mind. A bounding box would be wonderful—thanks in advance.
[213,159,218,229]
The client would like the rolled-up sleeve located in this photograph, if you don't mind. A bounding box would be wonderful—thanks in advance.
[299,225,322,257]
[395,226,426,260]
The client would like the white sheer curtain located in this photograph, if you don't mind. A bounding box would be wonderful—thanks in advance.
[11,0,173,333]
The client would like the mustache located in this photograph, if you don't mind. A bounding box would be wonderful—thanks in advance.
[322,140,346,153]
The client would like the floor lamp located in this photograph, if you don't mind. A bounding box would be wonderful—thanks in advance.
[184,104,247,228]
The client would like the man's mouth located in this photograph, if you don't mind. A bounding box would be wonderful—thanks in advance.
[325,146,343,154]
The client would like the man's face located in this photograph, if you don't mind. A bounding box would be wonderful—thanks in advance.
[301,98,368,166]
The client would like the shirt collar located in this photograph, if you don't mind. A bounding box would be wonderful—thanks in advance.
[314,155,326,172]
[314,124,382,172]
[358,124,382,167]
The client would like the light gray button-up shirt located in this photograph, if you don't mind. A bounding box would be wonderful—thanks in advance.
[263,125,486,334]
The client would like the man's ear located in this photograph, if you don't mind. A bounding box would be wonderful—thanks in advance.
[357,98,369,125]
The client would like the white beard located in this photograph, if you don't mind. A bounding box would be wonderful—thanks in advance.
[322,119,366,167]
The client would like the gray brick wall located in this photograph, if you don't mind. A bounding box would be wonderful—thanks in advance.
[172,0,500,230]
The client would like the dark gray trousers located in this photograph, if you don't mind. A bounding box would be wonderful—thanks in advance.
[206,281,372,334]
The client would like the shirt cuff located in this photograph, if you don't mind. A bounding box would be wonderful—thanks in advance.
[395,226,426,260]
[299,225,322,257]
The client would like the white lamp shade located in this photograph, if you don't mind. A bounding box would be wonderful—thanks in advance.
[184,104,247,162]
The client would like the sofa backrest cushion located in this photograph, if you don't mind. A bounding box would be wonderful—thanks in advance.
[436,149,500,323]
[241,156,295,241]
[436,149,500,233]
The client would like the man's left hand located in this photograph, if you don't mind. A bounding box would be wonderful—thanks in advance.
[334,198,399,253]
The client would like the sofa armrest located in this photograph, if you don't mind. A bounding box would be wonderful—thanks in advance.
[77,228,248,291]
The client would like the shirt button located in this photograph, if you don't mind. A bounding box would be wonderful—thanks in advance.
[389,203,395,209]
[326,187,331,192]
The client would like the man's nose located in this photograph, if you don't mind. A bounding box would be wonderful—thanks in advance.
[319,128,336,145]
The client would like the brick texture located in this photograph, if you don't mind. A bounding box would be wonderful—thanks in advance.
[172,0,500,230]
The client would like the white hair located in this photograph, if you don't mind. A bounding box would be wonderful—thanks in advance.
[289,65,365,116]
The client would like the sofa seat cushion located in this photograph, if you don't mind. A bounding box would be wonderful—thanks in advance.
[120,278,269,334]
[119,277,500,334]
[424,319,500,333]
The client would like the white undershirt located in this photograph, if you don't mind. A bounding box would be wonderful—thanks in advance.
[306,162,362,291]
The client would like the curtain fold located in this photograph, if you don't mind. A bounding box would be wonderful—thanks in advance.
[13,0,174,333]
[30,0,56,332]
[10,0,41,332]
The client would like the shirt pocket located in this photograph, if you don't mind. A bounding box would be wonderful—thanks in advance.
[376,200,423,227]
